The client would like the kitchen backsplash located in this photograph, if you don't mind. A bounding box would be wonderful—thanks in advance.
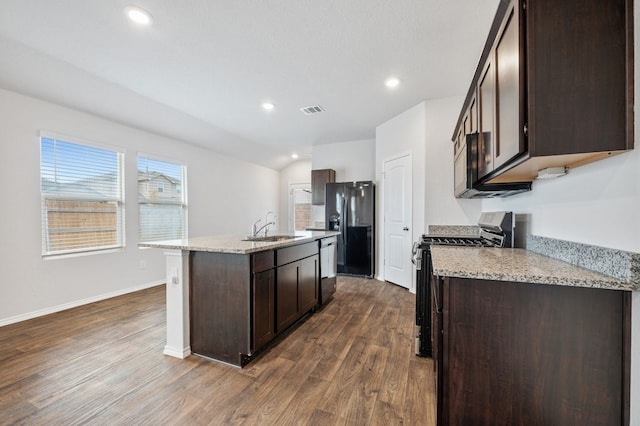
[526,235,640,285]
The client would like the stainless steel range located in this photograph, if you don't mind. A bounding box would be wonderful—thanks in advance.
[413,211,516,357]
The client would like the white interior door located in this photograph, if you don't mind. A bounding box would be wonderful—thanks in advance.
[383,154,412,288]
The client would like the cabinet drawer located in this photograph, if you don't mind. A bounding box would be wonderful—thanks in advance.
[277,242,319,267]
[252,250,274,273]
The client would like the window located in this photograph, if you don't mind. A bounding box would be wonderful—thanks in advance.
[138,156,187,242]
[40,134,124,256]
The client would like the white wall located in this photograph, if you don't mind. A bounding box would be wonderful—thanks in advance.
[375,102,427,288]
[312,139,376,182]
[424,96,483,228]
[311,139,376,227]
[0,88,279,325]
[483,151,640,251]
[278,160,312,232]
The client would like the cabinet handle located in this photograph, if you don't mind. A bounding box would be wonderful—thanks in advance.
[523,123,528,136]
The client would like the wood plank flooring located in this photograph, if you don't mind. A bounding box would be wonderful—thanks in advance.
[0,277,435,425]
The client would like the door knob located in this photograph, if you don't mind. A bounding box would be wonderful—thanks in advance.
[403,227,409,231]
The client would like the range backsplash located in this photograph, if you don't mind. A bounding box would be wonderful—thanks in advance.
[526,235,640,286]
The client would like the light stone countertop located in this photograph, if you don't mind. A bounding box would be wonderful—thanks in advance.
[430,246,639,291]
[139,230,340,254]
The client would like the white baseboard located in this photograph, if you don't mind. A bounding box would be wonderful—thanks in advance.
[0,280,165,327]
[163,345,191,359]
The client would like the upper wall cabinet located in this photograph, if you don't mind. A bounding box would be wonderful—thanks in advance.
[311,169,336,205]
[453,0,634,184]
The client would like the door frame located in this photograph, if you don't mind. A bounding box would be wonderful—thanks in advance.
[288,182,312,232]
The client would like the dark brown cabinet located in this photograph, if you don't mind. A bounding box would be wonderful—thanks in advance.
[454,95,478,196]
[276,261,299,332]
[478,60,495,178]
[190,251,252,366]
[298,255,319,313]
[432,276,631,425]
[276,242,319,332]
[251,250,275,352]
[311,169,335,205]
[493,3,521,172]
[189,240,319,367]
[453,0,633,186]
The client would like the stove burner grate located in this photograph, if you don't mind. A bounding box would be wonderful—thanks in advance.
[421,235,499,248]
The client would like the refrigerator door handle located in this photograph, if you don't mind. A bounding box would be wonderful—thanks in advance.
[341,194,347,253]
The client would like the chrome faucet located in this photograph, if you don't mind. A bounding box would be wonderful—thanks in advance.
[252,219,262,237]
[264,211,276,236]
[252,212,276,237]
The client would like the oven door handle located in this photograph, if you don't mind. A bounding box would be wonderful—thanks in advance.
[411,242,421,266]
[432,275,441,314]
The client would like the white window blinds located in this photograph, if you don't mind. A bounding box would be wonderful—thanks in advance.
[137,156,187,243]
[40,135,124,256]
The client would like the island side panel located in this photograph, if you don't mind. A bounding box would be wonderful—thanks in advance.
[190,251,251,366]
[163,250,191,359]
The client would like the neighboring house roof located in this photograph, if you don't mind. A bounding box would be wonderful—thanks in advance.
[41,178,109,199]
[42,171,180,200]
[137,171,182,203]
[137,171,179,185]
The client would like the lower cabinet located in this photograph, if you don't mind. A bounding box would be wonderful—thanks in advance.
[252,268,275,352]
[276,242,319,333]
[433,276,631,425]
[276,261,299,332]
[298,255,319,314]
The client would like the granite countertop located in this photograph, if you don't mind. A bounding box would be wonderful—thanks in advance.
[139,230,340,254]
[430,246,639,291]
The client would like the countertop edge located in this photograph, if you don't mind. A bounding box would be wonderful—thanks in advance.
[432,268,638,291]
[139,231,340,254]
[430,246,639,292]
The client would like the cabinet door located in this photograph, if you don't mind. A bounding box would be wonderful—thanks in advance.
[252,269,275,352]
[527,0,632,156]
[453,136,468,197]
[432,275,444,426]
[494,1,523,170]
[468,95,477,134]
[478,58,495,178]
[276,262,299,332]
[441,277,627,425]
[298,255,319,314]
[311,169,336,205]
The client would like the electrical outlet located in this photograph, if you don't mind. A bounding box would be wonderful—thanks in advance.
[139,260,146,270]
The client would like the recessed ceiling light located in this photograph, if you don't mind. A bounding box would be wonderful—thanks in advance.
[385,77,400,88]
[262,102,275,111]
[291,153,299,160]
[124,5,153,25]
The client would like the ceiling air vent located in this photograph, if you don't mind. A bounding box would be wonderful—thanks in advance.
[300,105,324,115]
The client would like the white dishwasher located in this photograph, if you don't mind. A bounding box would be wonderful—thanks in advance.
[319,236,337,305]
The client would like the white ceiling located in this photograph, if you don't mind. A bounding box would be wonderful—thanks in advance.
[0,0,500,170]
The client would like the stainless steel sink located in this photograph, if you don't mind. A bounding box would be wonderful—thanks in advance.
[242,235,300,242]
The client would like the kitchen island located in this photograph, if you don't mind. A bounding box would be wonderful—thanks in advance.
[141,231,339,367]
[430,245,639,425]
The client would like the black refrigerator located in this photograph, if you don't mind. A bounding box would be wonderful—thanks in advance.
[325,181,375,278]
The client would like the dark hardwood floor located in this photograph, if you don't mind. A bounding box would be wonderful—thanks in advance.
[0,277,435,425]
